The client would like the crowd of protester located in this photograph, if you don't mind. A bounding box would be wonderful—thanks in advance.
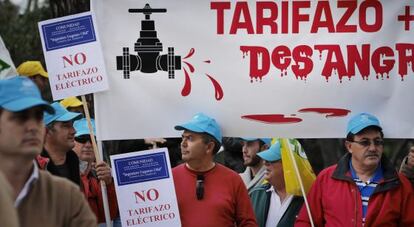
[0,61,414,226]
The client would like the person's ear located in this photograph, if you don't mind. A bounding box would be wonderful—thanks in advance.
[206,141,215,155]
[345,141,353,154]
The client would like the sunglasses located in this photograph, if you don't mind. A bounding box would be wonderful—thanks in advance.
[74,136,93,144]
[196,175,204,200]
[351,139,384,147]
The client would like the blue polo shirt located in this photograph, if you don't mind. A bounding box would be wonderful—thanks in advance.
[349,160,383,224]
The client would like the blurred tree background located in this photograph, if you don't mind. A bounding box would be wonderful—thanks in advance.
[0,0,412,173]
[0,0,89,66]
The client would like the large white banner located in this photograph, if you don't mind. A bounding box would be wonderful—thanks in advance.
[39,12,109,100]
[93,0,414,139]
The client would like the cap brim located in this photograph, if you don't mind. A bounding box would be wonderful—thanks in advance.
[241,138,258,141]
[75,130,90,137]
[56,112,83,122]
[2,97,54,114]
[257,149,280,162]
[174,123,205,133]
[40,72,48,78]
[175,123,221,144]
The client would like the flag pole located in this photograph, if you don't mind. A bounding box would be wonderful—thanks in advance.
[81,95,112,227]
[282,138,314,227]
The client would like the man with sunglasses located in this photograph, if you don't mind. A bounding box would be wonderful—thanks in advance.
[173,113,257,227]
[36,102,83,186]
[0,76,96,226]
[296,112,414,226]
[73,118,120,226]
[240,138,271,193]
[250,141,304,227]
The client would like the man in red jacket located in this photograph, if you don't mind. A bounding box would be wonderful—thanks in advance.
[296,112,414,227]
[73,118,119,225]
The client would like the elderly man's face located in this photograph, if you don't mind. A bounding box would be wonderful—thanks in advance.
[74,136,95,162]
[0,107,45,157]
[264,160,283,183]
[346,128,384,170]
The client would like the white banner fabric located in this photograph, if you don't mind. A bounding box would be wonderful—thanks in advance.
[93,0,414,139]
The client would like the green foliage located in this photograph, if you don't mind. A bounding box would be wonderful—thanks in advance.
[0,0,53,67]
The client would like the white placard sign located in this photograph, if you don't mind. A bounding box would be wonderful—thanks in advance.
[38,11,109,100]
[110,148,181,227]
[0,36,17,79]
[93,1,414,139]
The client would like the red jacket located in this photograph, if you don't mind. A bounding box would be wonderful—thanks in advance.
[295,153,414,227]
[81,171,119,224]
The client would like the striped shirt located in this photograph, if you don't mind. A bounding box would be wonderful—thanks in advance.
[349,160,383,225]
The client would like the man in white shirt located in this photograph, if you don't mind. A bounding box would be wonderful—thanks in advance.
[249,141,303,227]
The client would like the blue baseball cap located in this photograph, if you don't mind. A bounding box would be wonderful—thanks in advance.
[0,76,54,113]
[241,138,271,146]
[346,112,381,135]
[74,118,95,137]
[175,113,222,143]
[44,102,82,125]
[257,141,281,162]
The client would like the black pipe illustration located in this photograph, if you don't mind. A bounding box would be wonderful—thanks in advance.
[116,4,181,79]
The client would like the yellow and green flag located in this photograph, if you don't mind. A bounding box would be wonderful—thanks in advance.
[275,138,316,196]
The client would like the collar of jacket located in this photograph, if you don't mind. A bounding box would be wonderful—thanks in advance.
[332,153,400,193]
[40,148,81,186]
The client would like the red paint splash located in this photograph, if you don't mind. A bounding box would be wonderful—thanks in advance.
[298,108,351,117]
[183,48,195,59]
[183,61,195,73]
[181,68,191,96]
[241,114,302,124]
[205,73,223,101]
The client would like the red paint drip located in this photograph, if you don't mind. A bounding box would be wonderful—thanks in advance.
[181,68,191,97]
[183,61,195,73]
[298,108,351,118]
[205,73,224,101]
[241,114,302,124]
[204,60,211,63]
[183,48,195,59]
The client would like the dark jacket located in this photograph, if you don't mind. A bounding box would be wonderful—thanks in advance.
[36,149,81,186]
[250,183,304,227]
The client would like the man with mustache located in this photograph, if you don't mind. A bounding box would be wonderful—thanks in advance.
[296,112,414,226]
[37,102,82,185]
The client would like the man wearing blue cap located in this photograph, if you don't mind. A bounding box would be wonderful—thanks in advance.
[296,113,414,226]
[250,141,304,227]
[239,138,270,193]
[173,113,257,227]
[0,76,96,226]
[37,102,83,185]
[73,118,120,225]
